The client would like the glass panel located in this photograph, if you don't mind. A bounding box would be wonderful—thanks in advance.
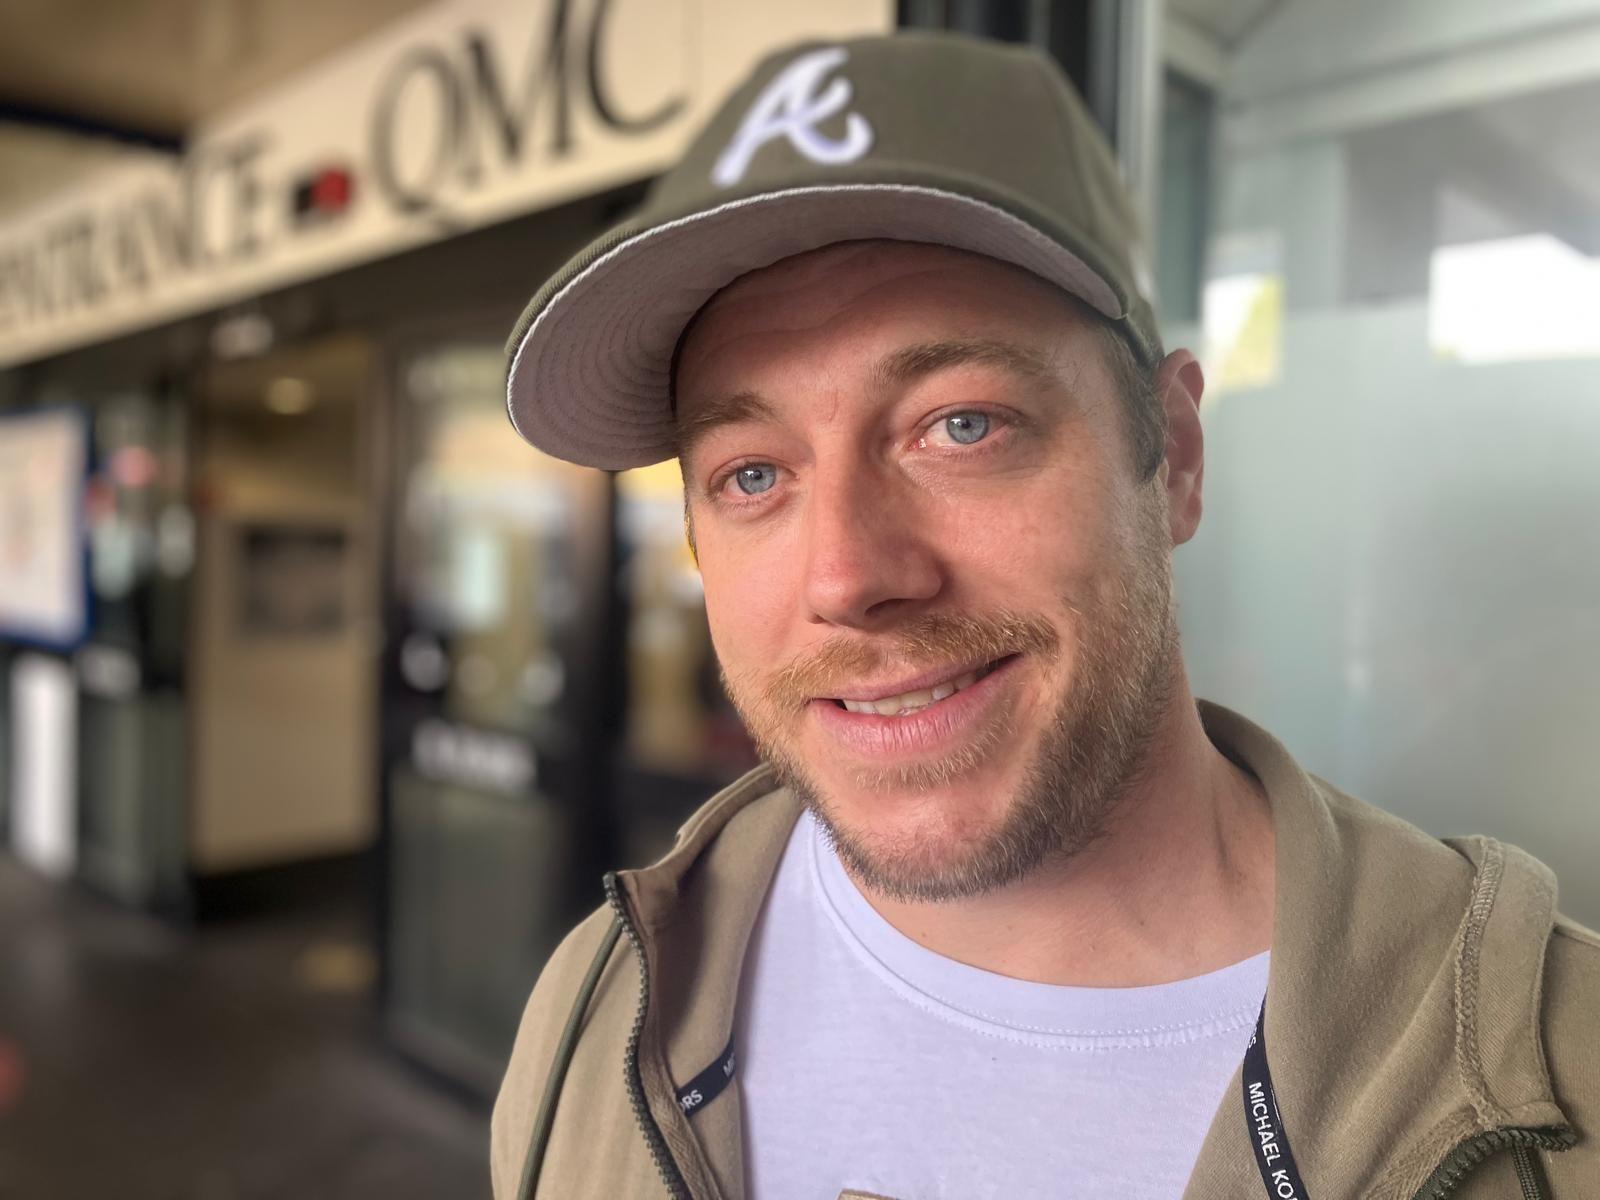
[0,646,9,836]
[1169,46,1600,925]
[386,766,574,1083]
[615,462,758,781]
[396,345,587,739]
[77,692,187,908]
[86,391,191,666]
[1157,70,1213,327]
[385,338,609,1086]
[78,388,191,905]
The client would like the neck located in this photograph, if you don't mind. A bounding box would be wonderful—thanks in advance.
[848,679,1277,987]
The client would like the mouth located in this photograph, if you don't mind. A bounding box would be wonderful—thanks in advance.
[807,653,1024,763]
[827,655,1014,717]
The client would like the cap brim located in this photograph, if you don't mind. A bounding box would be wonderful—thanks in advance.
[506,183,1123,470]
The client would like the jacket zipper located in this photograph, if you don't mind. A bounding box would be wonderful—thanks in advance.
[1410,1127,1576,1200]
[604,871,693,1200]
[1510,1144,1544,1200]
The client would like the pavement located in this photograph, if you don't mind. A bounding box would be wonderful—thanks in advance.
[0,856,490,1200]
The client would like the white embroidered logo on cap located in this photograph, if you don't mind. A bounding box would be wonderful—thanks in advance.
[711,47,873,187]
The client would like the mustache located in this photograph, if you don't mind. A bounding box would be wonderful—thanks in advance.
[756,611,1060,711]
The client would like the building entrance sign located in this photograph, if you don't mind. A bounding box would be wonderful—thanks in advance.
[0,0,889,367]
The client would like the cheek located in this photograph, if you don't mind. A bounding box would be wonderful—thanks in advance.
[699,541,796,672]
[938,476,1109,599]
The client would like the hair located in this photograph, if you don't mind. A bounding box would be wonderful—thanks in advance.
[1079,302,1168,484]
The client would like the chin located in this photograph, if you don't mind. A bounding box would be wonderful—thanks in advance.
[788,751,1049,903]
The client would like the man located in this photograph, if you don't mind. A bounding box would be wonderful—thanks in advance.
[492,31,1598,1200]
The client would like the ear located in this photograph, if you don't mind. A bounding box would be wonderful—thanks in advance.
[1154,349,1206,546]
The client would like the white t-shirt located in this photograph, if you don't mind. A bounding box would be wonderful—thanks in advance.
[734,810,1268,1200]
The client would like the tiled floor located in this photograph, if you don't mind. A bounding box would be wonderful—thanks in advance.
[0,858,490,1200]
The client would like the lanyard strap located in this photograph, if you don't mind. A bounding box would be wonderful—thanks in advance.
[675,1034,737,1117]
[1241,1000,1310,1199]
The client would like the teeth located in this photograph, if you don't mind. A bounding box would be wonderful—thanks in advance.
[881,688,932,715]
[840,668,987,716]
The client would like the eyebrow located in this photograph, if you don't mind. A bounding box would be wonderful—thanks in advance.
[871,338,1062,391]
[673,338,1061,462]
[674,390,780,462]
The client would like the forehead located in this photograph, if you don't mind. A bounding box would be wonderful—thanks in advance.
[674,241,1099,402]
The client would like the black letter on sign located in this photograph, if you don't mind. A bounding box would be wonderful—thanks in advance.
[110,209,150,293]
[61,217,107,310]
[141,171,199,276]
[466,0,574,167]
[219,133,272,260]
[0,243,24,332]
[586,0,685,134]
[372,47,464,215]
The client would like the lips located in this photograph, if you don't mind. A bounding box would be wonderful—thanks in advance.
[810,654,1022,760]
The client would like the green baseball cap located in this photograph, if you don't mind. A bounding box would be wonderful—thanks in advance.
[505,29,1159,470]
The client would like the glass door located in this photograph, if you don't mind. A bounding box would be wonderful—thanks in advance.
[77,384,191,911]
[611,462,758,868]
[380,334,613,1090]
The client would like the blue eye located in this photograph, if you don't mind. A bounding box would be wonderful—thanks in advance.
[944,412,990,445]
[733,464,777,495]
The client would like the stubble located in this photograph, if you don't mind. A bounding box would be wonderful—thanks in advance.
[721,490,1180,903]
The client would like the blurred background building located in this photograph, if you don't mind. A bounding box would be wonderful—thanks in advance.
[0,1,1596,1197]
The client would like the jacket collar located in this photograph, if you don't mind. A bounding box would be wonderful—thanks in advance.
[615,765,801,1200]
[1185,703,1572,1199]
[616,701,1573,1200]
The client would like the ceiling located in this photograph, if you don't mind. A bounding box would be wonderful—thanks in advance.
[1168,0,1283,48]
[0,0,432,214]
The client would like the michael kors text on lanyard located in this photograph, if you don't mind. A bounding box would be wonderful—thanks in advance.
[1242,1001,1310,1199]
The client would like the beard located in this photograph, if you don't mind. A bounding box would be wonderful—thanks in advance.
[719,490,1180,904]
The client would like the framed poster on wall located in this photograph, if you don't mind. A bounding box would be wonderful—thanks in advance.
[0,407,89,649]
[235,523,348,637]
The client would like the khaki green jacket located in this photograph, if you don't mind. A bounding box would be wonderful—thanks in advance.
[492,703,1599,1198]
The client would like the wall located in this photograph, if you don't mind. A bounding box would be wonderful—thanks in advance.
[188,338,378,872]
[1174,2,1600,924]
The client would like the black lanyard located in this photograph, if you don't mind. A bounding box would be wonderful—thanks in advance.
[1242,1000,1310,1199]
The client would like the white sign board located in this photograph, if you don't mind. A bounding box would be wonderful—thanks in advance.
[0,0,892,367]
[0,408,89,647]
[10,654,79,878]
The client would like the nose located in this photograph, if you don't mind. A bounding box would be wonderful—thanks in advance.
[800,459,944,628]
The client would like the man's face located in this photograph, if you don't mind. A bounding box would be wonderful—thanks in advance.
[675,241,1185,902]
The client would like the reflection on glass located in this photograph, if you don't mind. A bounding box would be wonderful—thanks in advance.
[1430,234,1600,363]
[87,392,190,655]
[387,340,606,1090]
[1172,41,1600,925]
[616,460,757,780]
[387,766,574,1082]
[1202,271,1283,393]
[398,344,586,735]
[78,388,190,908]
[1158,70,1214,327]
